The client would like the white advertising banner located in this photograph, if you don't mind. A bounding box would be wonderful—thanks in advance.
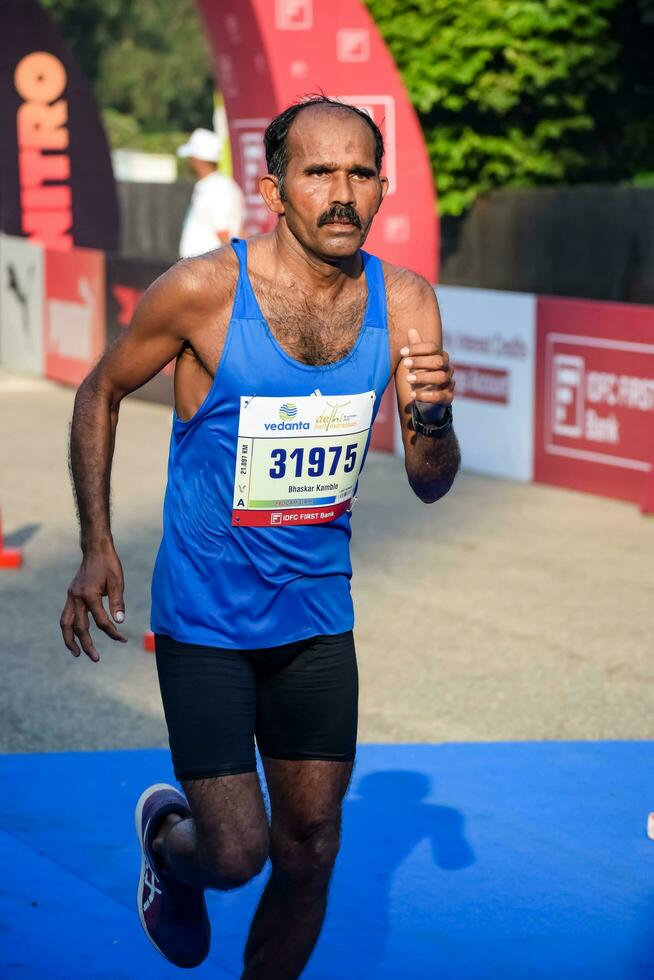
[434,286,537,481]
[0,234,45,375]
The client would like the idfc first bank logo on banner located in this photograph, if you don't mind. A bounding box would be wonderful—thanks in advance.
[535,297,654,503]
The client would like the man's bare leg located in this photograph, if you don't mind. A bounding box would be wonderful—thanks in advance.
[153,772,269,889]
[243,758,353,979]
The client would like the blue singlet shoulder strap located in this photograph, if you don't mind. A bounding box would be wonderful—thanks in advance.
[361,251,387,331]
[230,238,262,319]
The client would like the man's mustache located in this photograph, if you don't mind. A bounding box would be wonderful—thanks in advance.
[317,204,362,228]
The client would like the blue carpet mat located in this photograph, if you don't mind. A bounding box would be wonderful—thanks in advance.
[0,742,652,978]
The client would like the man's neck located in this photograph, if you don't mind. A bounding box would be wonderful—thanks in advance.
[268,223,362,297]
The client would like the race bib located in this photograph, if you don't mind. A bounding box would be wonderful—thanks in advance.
[232,390,375,527]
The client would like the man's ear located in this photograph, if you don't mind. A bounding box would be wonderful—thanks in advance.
[379,176,390,201]
[259,174,285,215]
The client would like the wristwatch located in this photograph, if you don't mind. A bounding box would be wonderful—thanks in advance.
[411,401,453,438]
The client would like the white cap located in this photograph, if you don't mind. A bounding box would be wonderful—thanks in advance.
[177,128,222,162]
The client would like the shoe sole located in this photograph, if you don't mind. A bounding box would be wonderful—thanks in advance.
[134,782,180,963]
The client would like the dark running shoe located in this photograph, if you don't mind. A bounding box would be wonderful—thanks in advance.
[135,782,210,968]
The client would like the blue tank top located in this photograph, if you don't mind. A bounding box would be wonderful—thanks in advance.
[150,238,391,649]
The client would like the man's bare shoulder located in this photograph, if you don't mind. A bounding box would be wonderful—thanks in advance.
[381,260,435,305]
[144,246,239,321]
[381,261,439,337]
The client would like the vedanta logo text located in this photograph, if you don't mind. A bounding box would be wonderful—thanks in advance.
[15,51,72,250]
[264,421,310,431]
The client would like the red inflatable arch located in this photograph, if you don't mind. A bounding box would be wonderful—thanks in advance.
[195,0,438,283]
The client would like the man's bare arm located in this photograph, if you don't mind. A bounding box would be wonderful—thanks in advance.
[61,261,210,661]
[389,270,460,504]
[70,265,198,543]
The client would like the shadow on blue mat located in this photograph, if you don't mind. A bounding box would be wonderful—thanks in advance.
[339,770,475,976]
[1,742,653,979]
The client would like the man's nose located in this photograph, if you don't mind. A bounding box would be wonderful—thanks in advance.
[329,172,354,205]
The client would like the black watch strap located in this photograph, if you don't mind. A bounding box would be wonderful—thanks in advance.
[411,401,453,438]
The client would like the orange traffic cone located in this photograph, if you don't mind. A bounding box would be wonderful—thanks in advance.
[143,630,155,653]
[0,510,22,569]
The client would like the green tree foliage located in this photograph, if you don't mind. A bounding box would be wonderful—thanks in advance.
[40,0,127,86]
[366,0,626,214]
[41,0,213,144]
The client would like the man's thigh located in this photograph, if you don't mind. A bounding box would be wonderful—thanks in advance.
[254,630,359,764]
[155,634,269,854]
[255,632,357,861]
[155,633,260,780]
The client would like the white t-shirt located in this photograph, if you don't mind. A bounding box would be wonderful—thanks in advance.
[179,172,245,258]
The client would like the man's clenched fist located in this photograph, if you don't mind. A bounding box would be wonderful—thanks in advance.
[400,327,455,420]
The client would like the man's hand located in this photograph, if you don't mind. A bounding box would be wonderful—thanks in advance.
[60,546,127,662]
[400,327,455,422]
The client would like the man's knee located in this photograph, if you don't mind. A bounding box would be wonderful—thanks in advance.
[271,819,341,886]
[199,831,269,890]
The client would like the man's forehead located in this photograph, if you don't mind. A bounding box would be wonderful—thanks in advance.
[288,106,376,161]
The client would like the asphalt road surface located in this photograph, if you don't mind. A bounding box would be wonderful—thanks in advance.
[1,370,652,753]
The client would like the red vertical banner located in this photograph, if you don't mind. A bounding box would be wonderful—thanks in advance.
[195,0,438,282]
[535,297,654,503]
[44,247,105,385]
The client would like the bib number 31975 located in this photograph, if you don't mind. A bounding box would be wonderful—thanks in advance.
[232,391,375,527]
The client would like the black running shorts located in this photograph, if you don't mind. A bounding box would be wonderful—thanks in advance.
[154,631,358,781]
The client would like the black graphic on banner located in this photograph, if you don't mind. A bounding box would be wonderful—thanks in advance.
[105,254,174,405]
[0,0,119,251]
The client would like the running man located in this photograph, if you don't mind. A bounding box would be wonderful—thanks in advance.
[60,96,459,977]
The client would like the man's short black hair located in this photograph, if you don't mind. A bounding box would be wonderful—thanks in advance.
[264,95,385,197]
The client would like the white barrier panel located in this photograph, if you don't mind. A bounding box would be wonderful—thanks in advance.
[0,234,44,375]
[436,286,537,481]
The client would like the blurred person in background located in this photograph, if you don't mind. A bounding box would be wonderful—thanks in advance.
[177,127,245,257]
